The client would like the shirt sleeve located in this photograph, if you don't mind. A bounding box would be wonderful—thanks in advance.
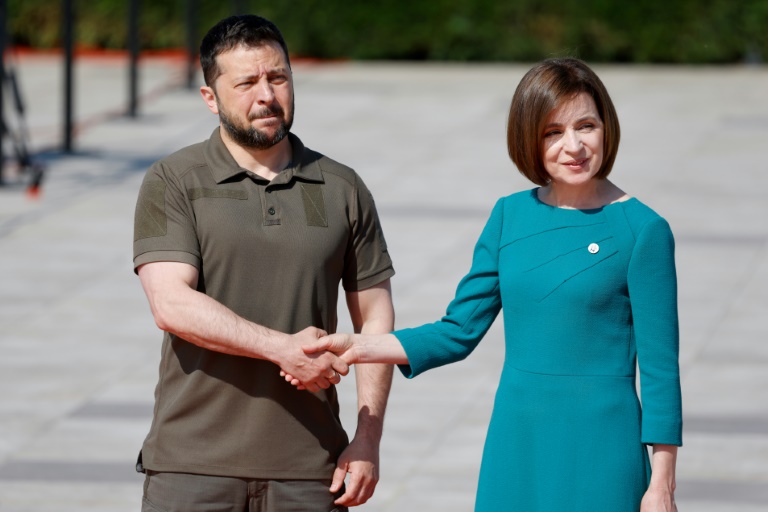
[627,216,683,446]
[394,198,504,378]
[133,162,201,272]
[342,175,395,291]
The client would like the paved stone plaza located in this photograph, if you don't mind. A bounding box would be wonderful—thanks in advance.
[0,53,766,511]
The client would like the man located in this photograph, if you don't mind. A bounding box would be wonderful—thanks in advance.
[133,14,395,512]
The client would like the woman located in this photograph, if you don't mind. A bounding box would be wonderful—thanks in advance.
[290,58,682,511]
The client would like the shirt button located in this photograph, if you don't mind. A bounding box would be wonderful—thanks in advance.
[268,207,276,215]
[588,243,600,254]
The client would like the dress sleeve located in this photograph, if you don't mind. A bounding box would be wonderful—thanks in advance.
[394,198,504,378]
[627,216,683,446]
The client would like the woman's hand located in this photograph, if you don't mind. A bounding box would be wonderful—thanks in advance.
[305,333,358,362]
[640,485,677,511]
[641,444,678,511]
[281,332,407,389]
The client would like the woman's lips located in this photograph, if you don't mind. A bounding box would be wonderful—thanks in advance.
[563,158,589,168]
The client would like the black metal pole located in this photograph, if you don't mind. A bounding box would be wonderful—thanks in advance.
[185,0,196,89]
[62,0,74,153]
[0,0,7,180]
[128,0,139,117]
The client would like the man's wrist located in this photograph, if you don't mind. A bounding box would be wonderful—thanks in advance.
[256,328,288,365]
[354,415,384,444]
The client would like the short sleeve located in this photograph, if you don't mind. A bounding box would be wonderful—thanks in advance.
[627,216,683,446]
[395,198,504,378]
[133,163,201,272]
[342,176,395,291]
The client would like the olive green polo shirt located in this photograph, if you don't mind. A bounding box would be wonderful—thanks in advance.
[133,129,394,479]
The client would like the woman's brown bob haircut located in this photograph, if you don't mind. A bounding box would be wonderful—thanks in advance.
[507,58,620,186]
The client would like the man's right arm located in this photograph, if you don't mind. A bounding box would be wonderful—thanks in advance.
[137,261,347,391]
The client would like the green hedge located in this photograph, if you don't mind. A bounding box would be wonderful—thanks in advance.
[7,0,768,63]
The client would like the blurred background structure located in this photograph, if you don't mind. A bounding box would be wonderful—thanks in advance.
[1,1,767,511]
[5,0,768,63]
[2,0,768,180]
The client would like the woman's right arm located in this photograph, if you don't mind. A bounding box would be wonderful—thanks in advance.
[303,198,506,378]
[306,332,408,365]
[393,198,504,377]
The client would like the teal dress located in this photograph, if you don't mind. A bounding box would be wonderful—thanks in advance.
[394,189,682,511]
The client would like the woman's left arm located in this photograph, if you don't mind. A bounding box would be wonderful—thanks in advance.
[640,444,678,511]
[627,217,683,446]
[627,217,683,509]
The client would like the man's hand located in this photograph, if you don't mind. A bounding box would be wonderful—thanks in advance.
[275,327,349,393]
[281,333,356,389]
[331,435,380,507]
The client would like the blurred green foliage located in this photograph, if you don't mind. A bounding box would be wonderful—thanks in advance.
[6,0,768,63]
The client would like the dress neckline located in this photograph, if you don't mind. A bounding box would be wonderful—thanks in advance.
[530,188,635,213]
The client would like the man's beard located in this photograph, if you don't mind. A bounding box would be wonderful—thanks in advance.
[218,100,294,150]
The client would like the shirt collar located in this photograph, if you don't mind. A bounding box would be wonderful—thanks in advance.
[205,129,324,185]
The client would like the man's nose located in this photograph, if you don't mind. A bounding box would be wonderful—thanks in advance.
[254,80,275,104]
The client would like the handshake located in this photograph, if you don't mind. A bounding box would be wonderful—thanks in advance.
[277,327,359,393]
[276,327,404,392]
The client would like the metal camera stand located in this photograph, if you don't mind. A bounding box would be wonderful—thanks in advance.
[0,57,46,196]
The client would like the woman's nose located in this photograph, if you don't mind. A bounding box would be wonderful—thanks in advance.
[562,129,582,152]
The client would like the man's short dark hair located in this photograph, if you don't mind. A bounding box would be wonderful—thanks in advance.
[200,15,291,88]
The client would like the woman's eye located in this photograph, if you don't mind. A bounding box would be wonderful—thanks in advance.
[544,130,561,138]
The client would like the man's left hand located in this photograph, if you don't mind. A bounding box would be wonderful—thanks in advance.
[331,436,380,507]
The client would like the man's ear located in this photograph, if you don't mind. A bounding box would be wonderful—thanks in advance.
[200,86,219,115]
